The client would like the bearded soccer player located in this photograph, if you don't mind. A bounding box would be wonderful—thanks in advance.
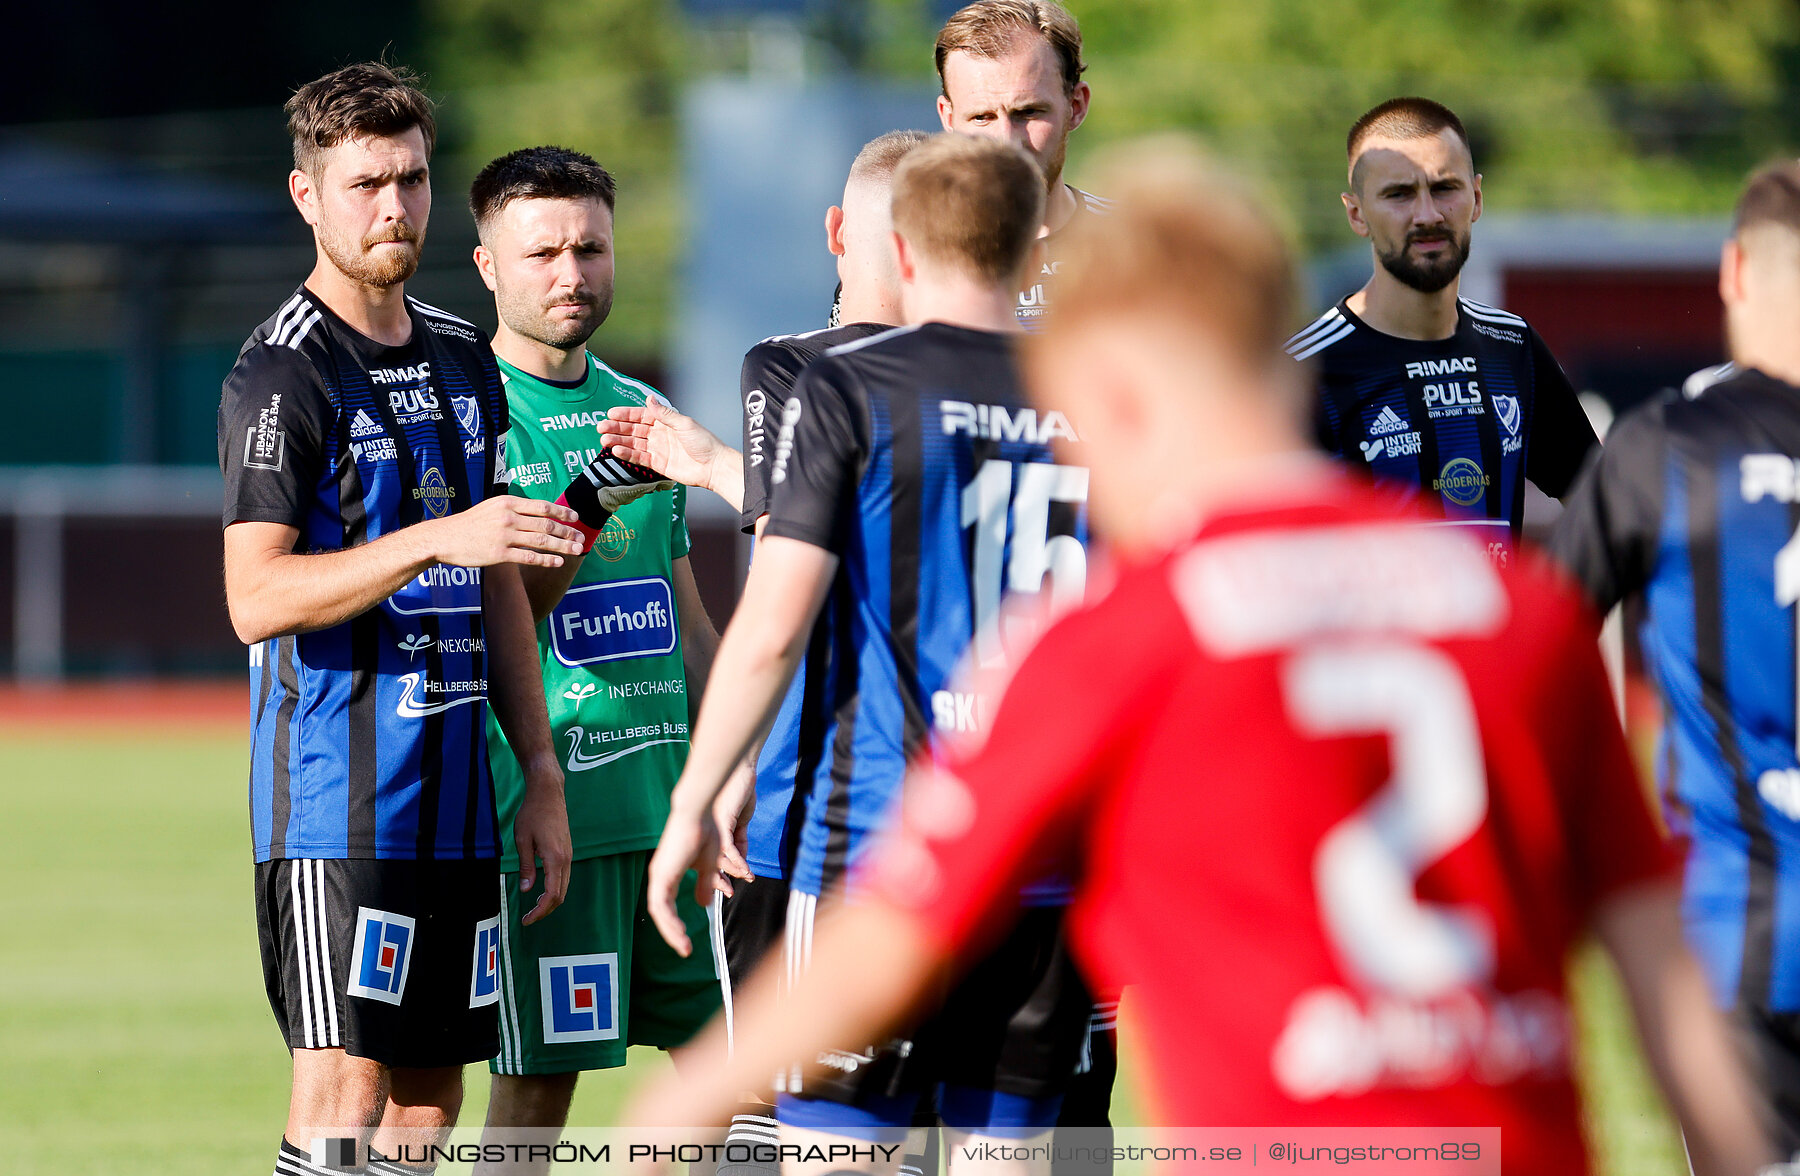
[218,64,577,1176]
[643,135,1092,1170]
[1291,97,1595,561]
[1551,163,1800,1165]
[936,0,1108,334]
[461,147,722,1174]
[627,141,1774,1176]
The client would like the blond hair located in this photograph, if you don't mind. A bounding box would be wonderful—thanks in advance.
[890,134,1045,284]
[934,0,1085,97]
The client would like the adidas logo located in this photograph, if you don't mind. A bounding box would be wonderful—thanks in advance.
[350,409,382,438]
[1368,405,1411,436]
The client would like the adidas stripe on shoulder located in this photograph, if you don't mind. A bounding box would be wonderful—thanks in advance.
[406,296,479,328]
[266,293,324,351]
[824,324,919,357]
[1458,297,1527,327]
[1286,308,1354,361]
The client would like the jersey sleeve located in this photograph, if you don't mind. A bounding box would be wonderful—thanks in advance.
[760,361,866,554]
[1524,329,1599,500]
[670,483,692,559]
[739,340,810,533]
[1545,399,1667,615]
[218,342,333,529]
[863,576,1180,952]
[1525,580,1680,914]
[485,353,511,494]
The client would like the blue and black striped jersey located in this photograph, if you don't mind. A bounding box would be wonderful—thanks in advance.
[219,286,509,862]
[1550,366,1800,1013]
[763,322,1088,897]
[1293,297,1595,555]
[738,322,890,881]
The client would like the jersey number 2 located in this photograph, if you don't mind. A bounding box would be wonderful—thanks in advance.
[1283,642,1495,999]
[961,458,1089,667]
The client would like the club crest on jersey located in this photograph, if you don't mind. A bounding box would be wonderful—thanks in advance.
[347,907,416,1005]
[1433,457,1490,507]
[540,953,619,1043]
[453,395,481,438]
[469,916,501,1009]
[940,400,1079,444]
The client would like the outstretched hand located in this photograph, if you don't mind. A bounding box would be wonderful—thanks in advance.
[599,404,728,494]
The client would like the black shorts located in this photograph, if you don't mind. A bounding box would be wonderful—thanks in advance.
[719,872,791,996]
[784,896,1092,1105]
[1732,1002,1800,1157]
[255,857,501,1069]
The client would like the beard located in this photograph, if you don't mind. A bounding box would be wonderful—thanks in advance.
[498,281,614,351]
[320,220,422,288]
[1376,225,1470,294]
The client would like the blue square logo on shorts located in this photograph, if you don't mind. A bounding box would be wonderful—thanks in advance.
[539,953,619,1043]
[346,907,415,1005]
[470,915,501,1009]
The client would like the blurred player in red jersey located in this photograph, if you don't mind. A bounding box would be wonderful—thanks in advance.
[625,140,1774,1176]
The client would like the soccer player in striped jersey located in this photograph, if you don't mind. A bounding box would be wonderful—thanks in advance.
[219,65,578,1176]
[935,9,1119,1157]
[1291,97,1596,562]
[645,134,1092,1167]
[628,138,1773,1176]
[935,1,1109,335]
[593,129,923,1173]
[1550,162,1800,1162]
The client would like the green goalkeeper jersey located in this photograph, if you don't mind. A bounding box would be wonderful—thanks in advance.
[487,353,693,868]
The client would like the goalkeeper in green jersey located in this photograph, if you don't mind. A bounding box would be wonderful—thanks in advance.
[467,146,726,1167]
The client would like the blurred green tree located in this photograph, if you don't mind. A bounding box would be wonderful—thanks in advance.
[424,0,1800,351]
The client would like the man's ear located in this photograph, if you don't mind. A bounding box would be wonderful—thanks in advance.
[473,244,499,293]
[289,169,321,228]
[825,205,847,257]
[1471,172,1484,226]
[1066,80,1091,134]
[892,230,917,285]
[1720,238,1746,308]
[936,93,954,131]
[1341,189,1369,240]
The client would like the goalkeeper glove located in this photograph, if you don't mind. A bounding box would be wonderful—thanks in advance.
[556,450,670,552]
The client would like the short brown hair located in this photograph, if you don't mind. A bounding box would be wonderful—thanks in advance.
[1734,161,1800,240]
[890,134,1045,284]
[469,146,617,236]
[286,62,437,176]
[1346,96,1470,178]
[1040,138,1297,370]
[848,130,930,187]
[935,1,1086,98]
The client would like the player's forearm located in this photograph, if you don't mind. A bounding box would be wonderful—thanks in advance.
[704,446,745,514]
[483,563,559,776]
[1596,881,1776,1176]
[226,524,441,645]
[676,903,943,1125]
[668,614,805,818]
[519,557,584,626]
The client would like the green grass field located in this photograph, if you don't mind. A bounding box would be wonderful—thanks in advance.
[0,729,1689,1174]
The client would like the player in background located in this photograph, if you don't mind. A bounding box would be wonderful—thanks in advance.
[936,0,1107,334]
[459,147,721,1175]
[1291,97,1596,560]
[600,128,924,1170]
[218,64,577,1176]
[1549,162,1800,1164]
[934,8,1117,1156]
[644,135,1092,1172]
[627,139,1775,1176]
